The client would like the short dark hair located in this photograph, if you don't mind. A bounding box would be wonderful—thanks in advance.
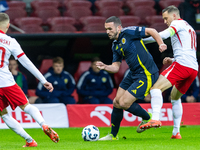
[9,55,15,60]
[0,13,9,23]
[53,57,64,64]
[91,57,100,63]
[105,16,122,27]
[162,5,180,15]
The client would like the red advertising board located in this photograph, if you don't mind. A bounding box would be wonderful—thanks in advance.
[67,103,200,127]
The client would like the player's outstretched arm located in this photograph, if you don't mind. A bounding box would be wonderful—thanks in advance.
[18,54,53,92]
[96,61,121,73]
[143,28,171,45]
[144,28,167,52]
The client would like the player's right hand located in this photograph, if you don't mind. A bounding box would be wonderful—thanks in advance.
[159,43,167,52]
[96,61,106,70]
[163,57,173,65]
[43,82,54,92]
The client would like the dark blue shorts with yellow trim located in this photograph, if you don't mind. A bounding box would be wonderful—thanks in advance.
[119,71,159,100]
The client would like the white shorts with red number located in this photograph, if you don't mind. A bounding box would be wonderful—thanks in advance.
[0,84,28,111]
[161,62,198,94]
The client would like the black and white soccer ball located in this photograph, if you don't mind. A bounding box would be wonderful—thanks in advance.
[81,125,100,141]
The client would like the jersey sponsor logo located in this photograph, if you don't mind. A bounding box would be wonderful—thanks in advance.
[122,38,126,44]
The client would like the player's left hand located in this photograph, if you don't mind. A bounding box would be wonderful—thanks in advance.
[43,82,54,92]
[159,43,167,52]
[163,57,173,65]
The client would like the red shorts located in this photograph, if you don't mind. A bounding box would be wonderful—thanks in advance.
[0,84,28,111]
[161,62,198,94]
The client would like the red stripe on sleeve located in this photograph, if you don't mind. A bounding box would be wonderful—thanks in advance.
[17,52,25,58]
[170,26,177,33]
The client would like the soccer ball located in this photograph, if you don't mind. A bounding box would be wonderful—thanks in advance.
[81,125,100,141]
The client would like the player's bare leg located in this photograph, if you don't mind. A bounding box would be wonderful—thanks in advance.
[0,108,37,147]
[20,102,59,143]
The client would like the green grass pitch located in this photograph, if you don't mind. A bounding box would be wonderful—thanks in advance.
[1,126,200,150]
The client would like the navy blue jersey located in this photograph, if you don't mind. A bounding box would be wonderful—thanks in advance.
[112,26,159,75]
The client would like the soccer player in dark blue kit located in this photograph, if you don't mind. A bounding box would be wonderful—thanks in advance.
[97,16,167,140]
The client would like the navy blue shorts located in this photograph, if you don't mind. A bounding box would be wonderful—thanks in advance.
[119,71,159,100]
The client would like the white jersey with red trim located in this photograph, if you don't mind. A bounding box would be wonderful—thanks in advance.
[170,19,198,71]
[0,32,24,87]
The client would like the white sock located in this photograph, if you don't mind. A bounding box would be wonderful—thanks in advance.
[171,99,182,135]
[23,104,45,127]
[2,113,33,143]
[150,89,163,120]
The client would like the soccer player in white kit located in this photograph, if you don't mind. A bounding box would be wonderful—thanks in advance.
[0,13,59,147]
[139,5,198,139]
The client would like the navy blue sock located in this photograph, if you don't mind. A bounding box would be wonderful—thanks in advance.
[110,107,123,137]
[126,102,150,120]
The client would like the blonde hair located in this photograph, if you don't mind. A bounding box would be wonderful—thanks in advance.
[53,57,64,64]
[0,13,9,29]
[162,5,180,16]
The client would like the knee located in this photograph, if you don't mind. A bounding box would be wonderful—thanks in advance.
[118,97,129,110]
[0,108,8,116]
[113,98,120,108]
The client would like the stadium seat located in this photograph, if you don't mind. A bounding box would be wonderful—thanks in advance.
[64,1,92,9]
[39,59,53,75]
[32,7,61,25]
[145,15,164,26]
[64,6,93,20]
[71,89,79,103]
[95,6,124,18]
[94,1,123,10]
[7,1,26,9]
[114,60,129,87]
[31,1,60,10]
[47,17,76,26]
[20,25,44,34]
[14,17,43,28]
[81,24,106,33]
[63,6,93,30]
[119,16,141,27]
[108,88,117,100]
[47,17,77,33]
[159,0,184,10]
[50,24,77,33]
[74,61,91,82]
[128,6,156,25]
[5,8,27,24]
[27,89,37,97]
[149,23,167,32]
[79,16,106,26]
[80,16,106,33]
[125,0,155,11]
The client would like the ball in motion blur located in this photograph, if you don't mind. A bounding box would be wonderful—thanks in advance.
[82,125,100,141]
